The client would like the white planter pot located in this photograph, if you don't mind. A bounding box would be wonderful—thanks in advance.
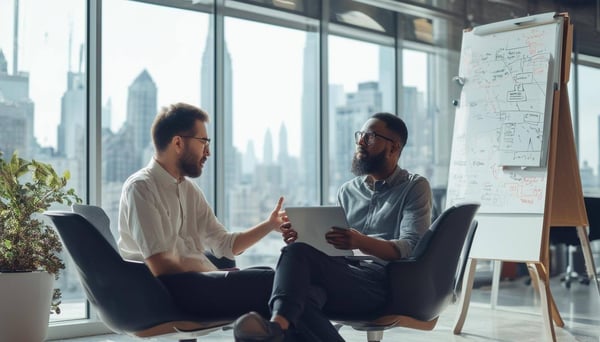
[0,271,54,342]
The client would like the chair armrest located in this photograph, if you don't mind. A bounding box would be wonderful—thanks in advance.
[382,260,451,321]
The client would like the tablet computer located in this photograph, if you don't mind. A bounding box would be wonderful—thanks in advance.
[285,206,354,256]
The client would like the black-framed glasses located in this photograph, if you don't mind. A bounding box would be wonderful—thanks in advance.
[180,135,211,146]
[354,131,395,145]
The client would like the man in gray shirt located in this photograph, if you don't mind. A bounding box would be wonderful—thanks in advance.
[234,113,432,342]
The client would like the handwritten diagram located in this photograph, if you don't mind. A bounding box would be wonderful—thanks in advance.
[446,22,560,214]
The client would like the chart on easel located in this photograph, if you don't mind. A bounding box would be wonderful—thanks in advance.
[446,16,562,214]
[447,12,597,342]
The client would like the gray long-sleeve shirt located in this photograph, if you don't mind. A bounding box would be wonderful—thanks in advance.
[337,167,432,259]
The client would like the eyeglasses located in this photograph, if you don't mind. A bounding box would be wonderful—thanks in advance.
[180,135,211,146]
[354,131,395,145]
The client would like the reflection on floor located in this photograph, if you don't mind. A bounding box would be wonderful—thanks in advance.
[52,275,600,342]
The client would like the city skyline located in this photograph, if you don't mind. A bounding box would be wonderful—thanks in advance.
[1,0,599,183]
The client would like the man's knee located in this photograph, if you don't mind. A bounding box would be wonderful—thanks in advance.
[281,242,320,257]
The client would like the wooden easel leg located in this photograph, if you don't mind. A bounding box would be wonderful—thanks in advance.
[454,258,477,334]
[576,226,600,296]
[491,260,502,309]
[527,263,557,342]
[527,266,541,295]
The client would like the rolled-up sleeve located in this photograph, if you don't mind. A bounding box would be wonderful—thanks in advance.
[391,178,432,258]
[187,185,239,260]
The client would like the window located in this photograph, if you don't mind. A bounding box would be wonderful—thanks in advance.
[327,35,395,204]
[401,49,433,181]
[0,0,88,322]
[223,17,319,268]
[101,0,211,238]
[577,63,600,194]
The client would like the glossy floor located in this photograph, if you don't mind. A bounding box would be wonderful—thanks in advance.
[52,274,600,342]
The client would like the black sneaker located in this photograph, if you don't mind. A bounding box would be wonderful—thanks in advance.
[233,311,285,342]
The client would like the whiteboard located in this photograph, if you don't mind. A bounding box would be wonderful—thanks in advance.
[446,14,563,214]
[469,214,544,261]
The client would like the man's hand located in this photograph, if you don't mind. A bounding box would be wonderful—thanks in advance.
[280,222,297,244]
[325,227,365,250]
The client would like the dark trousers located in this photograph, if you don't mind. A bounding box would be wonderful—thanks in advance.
[270,243,389,342]
[158,266,274,318]
[158,266,330,341]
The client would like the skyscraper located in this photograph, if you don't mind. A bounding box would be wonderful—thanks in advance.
[103,70,156,183]
[57,71,85,158]
[263,128,273,165]
[127,69,157,170]
[0,48,34,158]
[332,81,383,191]
[199,18,237,224]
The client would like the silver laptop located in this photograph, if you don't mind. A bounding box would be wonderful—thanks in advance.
[285,206,353,256]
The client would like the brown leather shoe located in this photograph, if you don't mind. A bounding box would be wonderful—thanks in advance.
[233,311,285,342]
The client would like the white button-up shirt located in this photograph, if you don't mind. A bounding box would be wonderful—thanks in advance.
[118,159,239,271]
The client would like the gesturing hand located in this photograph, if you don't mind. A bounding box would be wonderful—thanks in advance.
[268,197,285,230]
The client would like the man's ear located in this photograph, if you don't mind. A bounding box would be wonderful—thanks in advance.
[393,142,404,156]
[172,135,185,154]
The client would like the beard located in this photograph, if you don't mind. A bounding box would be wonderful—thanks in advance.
[351,148,387,176]
[179,148,204,178]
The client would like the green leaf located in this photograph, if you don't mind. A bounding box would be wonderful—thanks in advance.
[2,239,12,249]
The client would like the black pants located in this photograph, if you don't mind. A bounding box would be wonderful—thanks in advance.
[270,243,389,342]
[158,266,328,341]
[158,266,274,318]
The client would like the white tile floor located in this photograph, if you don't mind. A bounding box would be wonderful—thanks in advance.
[51,275,600,342]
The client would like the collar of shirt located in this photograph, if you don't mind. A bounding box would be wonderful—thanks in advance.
[148,158,180,185]
[363,166,408,191]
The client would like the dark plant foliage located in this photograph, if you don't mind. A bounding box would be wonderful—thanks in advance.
[0,151,81,314]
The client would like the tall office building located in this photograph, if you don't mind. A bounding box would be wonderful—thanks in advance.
[102,98,113,132]
[278,123,290,185]
[263,128,273,165]
[198,18,237,217]
[57,71,85,158]
[332,81,383,191]
[103,70,156,183]
[126,69,157,170]
[103,124,138,183]
[242,140,257,176]
[277,123,289,165]
[300,32,319,204]
[0,48,34,159]
[402,86,433,177]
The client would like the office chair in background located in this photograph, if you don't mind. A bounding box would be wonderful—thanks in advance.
[550,196,600,288]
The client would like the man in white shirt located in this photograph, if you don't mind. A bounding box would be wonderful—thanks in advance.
[118,102,285,318]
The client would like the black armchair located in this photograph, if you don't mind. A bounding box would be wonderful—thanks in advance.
[333,202,480,342]
[45,205,236,341]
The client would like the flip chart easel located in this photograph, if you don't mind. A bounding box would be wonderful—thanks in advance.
[445,12,600,341]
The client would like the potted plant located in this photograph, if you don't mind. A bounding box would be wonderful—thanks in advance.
[0,150,81,341]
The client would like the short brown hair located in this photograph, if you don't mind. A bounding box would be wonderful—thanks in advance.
[151,103,209,152]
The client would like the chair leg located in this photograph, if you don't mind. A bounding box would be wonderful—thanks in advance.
[366,330,383,342]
